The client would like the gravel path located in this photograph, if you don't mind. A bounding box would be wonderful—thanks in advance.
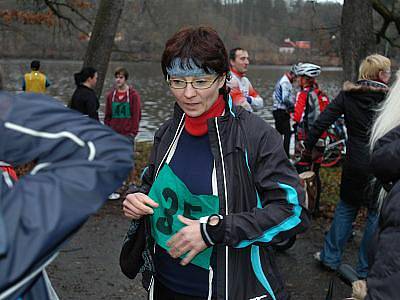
[47,200,361,300]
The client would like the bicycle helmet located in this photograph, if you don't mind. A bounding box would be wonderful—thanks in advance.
[295,63,321,78]
[290,63,302,75]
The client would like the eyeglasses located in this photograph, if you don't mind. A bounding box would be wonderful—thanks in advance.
[166,75,220,89]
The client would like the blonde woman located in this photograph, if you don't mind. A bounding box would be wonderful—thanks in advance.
[301,54,391,279]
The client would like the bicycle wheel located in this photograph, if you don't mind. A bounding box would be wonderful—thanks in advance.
[321,133,343,168]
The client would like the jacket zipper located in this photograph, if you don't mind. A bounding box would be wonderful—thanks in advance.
[215,118,229,300]
[149,115,185,299]
[155,114,185,178]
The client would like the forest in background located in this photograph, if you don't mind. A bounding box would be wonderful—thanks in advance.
[0,0,399,66]
[0,0,342,65]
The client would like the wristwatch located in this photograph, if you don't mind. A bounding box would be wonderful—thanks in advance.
[199,214,224,247]
[199,214,223,226]
[207,214,224,226]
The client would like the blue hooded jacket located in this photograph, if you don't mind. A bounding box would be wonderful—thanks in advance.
[0,92,133,299]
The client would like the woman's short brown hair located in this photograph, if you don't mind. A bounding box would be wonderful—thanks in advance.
[161,26,229,79]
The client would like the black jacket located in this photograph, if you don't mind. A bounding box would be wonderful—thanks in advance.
[132,99,309,300]
[0,92,133,299]
[69,85,99,121]
[366,125,400,300]
[305,81,388,207]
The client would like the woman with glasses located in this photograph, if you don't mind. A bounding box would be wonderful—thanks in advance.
[122,26,309,300]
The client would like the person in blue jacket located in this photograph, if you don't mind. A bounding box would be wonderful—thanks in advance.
[0,87,133,299]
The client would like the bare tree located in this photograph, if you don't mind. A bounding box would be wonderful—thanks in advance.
[82,0,124,97]
[341,0,375,82]
[371,0,400,47]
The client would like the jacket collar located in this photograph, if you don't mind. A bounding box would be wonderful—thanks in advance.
[230,67,244,78]
[171,95,243,155]
[343,80,389,93]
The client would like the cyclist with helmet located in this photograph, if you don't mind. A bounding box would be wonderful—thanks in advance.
[292,63,329,168]
[292,63,329,133]
[272,64,298,156]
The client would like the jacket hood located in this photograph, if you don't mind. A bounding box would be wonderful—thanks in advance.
[342,80,389,94]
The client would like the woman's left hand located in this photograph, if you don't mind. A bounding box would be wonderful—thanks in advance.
[167,215,207,266]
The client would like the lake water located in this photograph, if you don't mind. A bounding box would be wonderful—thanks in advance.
[0,59,343,141]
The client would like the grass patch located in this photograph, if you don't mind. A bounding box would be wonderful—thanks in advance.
[319,166,341,205]
[133,141,153,184]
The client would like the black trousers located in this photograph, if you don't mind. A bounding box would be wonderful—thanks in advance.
[273,109,291,156]
[150,278,215,300]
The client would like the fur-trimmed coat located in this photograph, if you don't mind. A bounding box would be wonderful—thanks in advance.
[305,80,388,208]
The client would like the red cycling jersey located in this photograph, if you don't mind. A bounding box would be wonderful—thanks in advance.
[293,85,330,140]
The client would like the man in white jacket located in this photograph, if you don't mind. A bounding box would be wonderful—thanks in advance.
[227,47,263,112]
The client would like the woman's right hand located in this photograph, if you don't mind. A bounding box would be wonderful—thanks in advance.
[123,192,159,220]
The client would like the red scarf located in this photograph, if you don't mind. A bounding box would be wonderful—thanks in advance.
[185,95,225,136]
[230,67,244,78]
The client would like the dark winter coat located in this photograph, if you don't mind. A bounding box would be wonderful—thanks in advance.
[366,125,400,300]
[69,85,100,121]
[128,98,310,300]
[305,81,388,208]
[0,92,133,299]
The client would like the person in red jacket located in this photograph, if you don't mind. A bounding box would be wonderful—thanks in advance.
[104,67,141,140]
[292,63,329,169]
[292,63,329,139]
[105,67,141,188]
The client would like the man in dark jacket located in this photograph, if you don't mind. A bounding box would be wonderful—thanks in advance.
[0,91,133,299]
[302,54,390,279]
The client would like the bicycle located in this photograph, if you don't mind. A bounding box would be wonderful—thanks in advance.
[321,118,347,168]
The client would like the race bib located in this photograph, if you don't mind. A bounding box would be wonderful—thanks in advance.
[111,101,131,118]
[149,164,219,269]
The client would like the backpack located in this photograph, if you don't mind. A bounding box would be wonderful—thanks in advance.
[304,87,330,132]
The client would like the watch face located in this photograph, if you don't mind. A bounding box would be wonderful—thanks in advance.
[208,215,220,226]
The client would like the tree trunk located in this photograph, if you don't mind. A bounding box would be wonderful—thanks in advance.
[83,0,125,98]
[341,0,375,82]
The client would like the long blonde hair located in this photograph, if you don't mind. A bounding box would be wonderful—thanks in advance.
[370,70,400,209]
[370,70,400,150]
